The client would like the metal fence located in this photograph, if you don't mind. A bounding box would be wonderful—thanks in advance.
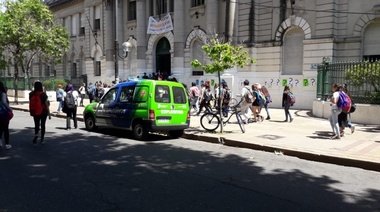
[0,75,87,91]
[317,60,380,104]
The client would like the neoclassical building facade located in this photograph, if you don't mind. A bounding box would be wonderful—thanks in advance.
[40,0,380,109]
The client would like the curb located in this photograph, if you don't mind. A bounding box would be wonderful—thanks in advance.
[183,133,380,172]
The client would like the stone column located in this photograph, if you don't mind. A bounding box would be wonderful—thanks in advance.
[172,0,185,78]
[136,0,147,74]
[206,0,219,35]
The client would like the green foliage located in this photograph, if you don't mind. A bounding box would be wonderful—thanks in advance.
[42,79,67,91]
[0,0,70,73]
[345,61,380,92]
[345,61,380,104]
[191,38,256,74]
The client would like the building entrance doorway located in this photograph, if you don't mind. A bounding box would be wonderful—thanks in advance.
[156,38,171,79]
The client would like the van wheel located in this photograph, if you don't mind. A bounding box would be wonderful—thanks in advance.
[85,116,97,131]
[168,130,184,138]
[133,122,148,140]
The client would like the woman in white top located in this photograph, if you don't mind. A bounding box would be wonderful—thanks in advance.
[78,83,86,107]
[329,83,342,139]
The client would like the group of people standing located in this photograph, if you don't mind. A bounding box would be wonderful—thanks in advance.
[187,79,299,125]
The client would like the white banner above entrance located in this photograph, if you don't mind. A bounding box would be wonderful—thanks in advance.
[147,13,173,34]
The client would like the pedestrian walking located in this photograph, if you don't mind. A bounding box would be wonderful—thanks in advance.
[282,85,294,123]
[338,84,355,137]
[95,83,105,102]
[78,83,86,107]
[0,81,13,150]
[251,83,263,122]
[56,84,64,113]
[29,81,51,145]
[87,82,96,103]
[196,84,213,116]
[329,83,342,139]
[240,79,252,123]
[188,82,200,114]
[261,85,272,120]
[62,84,79,130]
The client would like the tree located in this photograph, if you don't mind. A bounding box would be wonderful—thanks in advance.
[191,37,256,133]
[0,0,70,104]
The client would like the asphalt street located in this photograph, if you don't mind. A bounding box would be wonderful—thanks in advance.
[1,110,380,211]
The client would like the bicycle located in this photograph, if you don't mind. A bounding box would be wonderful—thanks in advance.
[200,102,246,133]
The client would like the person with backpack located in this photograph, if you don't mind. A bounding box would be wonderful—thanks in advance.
[328,83,342,139]
[338,85,355,137]
[221,83,231,117]
[56,84,64,113]
[196,84,213,116]
[282,85,294,123]
[0,81,13,149]
[251,83,263,122]
[63,84,79,130]
[29,81,51,145]
[87,82,95,103]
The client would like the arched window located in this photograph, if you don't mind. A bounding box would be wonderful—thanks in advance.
[192,40,204,76]
[363,22,380,61]
[283,27,304,75]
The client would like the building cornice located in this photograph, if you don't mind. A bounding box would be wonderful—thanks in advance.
[46,0,84,12]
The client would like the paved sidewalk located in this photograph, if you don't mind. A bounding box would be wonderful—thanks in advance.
[8,96,380,172]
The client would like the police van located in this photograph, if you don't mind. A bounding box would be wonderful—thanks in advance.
[83,80,190,140]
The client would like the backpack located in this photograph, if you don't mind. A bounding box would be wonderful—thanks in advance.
[254,90,262,105]
[64,92,76,109]
[287,92,296,105]
[29,92,44,116]
[223,89,231,104]
[244,88,254,103]
[259,91,266,104]
[87,86,94,96]
[341,92,352,113]
[349,99,356,113]
[337,91,349,109]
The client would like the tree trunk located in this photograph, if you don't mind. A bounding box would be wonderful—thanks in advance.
[14,63,19,105]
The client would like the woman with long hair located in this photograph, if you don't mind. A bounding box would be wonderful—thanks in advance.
[329,83,342,139]
[282,85,294,122]
[29,81,50,145]
[261,86,271,120]
[0,81,12,149]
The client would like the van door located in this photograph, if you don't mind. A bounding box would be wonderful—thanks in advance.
[112,85,135,128]
[95,88,118,127]
[153,84,189,126]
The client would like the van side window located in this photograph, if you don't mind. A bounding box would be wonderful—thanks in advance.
[119,86,135,103]
[155,85,170,103]
[133,86,148,102]
[102,88,118,104]
[173,86,187,104]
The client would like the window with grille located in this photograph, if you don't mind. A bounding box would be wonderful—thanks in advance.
[363,22,380,61]
[95,61,101,76]
[72,63,77,77]
[192,40,204,76]
[128,0,137,20]
[94,5,101,30]
[282,27,304,75]
[192,0,204,7]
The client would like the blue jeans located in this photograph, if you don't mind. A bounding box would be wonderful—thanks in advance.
[329,108,341,135]
[284,104,292,120]
[57,100,63,112]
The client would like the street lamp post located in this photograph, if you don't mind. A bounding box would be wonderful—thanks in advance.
[114,40,132,83]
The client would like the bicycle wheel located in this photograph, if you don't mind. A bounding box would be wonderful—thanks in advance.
[200,113,220,132]
[229,98,238,107]
[235,113,246,133]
